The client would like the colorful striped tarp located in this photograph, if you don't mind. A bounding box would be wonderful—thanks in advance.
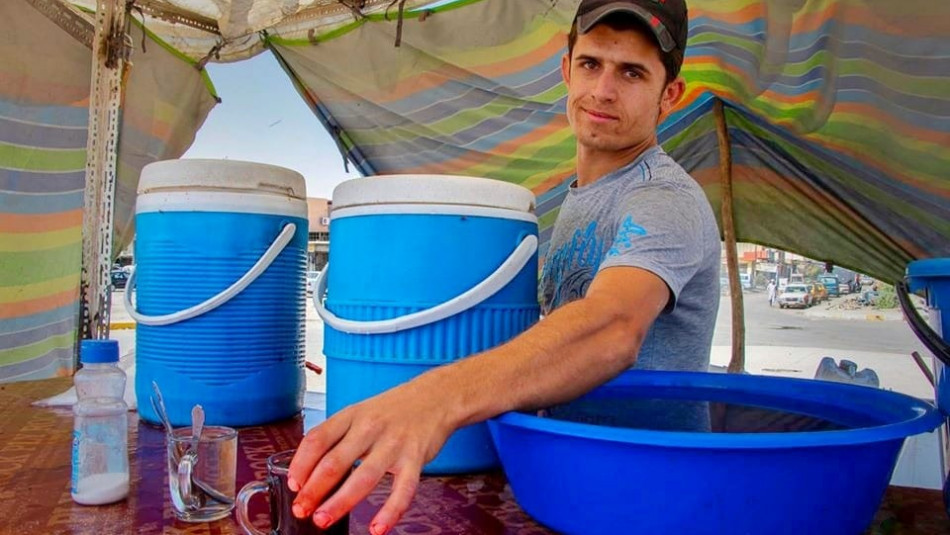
[0,0,216,382]
[270,0,949,280]
[3,0,949,381]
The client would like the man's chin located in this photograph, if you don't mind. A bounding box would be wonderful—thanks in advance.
[577,135,624,152]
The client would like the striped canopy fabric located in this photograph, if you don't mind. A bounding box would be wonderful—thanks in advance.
[0,0,216,382]
[269,0,949,279]
[2,0,948,381]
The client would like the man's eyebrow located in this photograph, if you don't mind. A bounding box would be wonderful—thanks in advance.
[574,53,600,63]
[573,55,652,75]
[619,61,651,74]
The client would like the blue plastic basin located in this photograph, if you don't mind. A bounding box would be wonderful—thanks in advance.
[488,370,941,535]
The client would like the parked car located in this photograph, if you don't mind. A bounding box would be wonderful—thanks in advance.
[306,270,321,294]
[110,269,129,289]
[778,284,811,309]
[838,282,851,295]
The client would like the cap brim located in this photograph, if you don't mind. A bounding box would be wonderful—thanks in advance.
[576,3,676,53]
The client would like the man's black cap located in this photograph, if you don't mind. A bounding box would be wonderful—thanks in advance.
[574,0,688,55]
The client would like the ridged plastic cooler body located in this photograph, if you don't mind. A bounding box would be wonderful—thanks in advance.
[133,159,308,427]
[322,175,540,473]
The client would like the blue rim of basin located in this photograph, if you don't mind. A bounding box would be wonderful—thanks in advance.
[491,371,942,449]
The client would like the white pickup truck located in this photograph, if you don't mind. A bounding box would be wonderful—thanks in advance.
[778,283,811,309]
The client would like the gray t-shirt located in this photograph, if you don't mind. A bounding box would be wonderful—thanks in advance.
[539,146,721,373]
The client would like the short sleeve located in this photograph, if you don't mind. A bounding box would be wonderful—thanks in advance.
[598,183,707,311]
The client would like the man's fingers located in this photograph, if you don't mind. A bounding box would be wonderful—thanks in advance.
[288,413,355,517]
[292,440,363,519]
[288,417,343,489]
[285,385,441,531]
[310,451,393,530]
[369,460,423,535]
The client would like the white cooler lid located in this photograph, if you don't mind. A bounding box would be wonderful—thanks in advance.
[139,159,307,200]
[331,175,536,214]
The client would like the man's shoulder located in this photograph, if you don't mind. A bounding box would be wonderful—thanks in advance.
[640,149,693,185]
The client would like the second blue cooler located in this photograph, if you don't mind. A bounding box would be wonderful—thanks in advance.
[316,175,540,473]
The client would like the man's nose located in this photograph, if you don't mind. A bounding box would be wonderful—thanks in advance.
[591,72,618,101]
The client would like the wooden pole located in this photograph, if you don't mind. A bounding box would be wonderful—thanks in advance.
[714,99,745,373]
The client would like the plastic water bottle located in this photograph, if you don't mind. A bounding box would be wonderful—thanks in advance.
[71,339,130,505]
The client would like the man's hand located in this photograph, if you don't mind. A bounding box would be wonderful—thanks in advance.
[286,266,668,534]
[287,378,455,535]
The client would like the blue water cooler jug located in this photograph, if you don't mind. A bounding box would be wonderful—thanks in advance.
[129,159,309,427]
[315,175,540,473]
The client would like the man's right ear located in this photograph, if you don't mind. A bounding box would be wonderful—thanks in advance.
[561,53,572,86]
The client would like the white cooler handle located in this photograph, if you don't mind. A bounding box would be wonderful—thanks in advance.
[124,223,297,326]
[313,234,538,334]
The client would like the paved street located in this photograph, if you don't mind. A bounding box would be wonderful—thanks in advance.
[714,288,927,354]
[712,289,935,400]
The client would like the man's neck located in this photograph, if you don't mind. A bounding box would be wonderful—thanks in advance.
[575,139,658,187]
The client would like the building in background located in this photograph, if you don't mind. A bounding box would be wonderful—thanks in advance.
[307,198,330,272]
[723,243,807,290]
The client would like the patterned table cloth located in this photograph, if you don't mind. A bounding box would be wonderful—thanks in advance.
[0,378,946,534]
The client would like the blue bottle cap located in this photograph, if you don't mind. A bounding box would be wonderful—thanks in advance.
[80,339,120,364]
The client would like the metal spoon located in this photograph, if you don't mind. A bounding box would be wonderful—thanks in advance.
[188,404,205,457]
[183,404,232,505]
[151,381,175,438]
[180,404,207,510]
[150,384,233,506]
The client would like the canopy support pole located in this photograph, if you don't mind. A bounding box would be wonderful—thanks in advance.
[79,0,130,343]
[715,99,745,373]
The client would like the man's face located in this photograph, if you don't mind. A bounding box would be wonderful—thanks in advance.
[561,23,680,155]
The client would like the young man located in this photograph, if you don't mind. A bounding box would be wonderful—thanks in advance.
[288,1,720,533]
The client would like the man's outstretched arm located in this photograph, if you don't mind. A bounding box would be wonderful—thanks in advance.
[287,265,670,535]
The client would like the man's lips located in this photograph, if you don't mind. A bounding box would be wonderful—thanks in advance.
[582,108,618,121]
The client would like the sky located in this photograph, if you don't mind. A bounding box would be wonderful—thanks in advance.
[179,0,464,199]
[181,52,360,200]
[171,7,749,254]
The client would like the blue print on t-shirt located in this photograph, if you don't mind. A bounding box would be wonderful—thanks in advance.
[607,215,647,257]
[542,220,608,307]
[541,214,650,309]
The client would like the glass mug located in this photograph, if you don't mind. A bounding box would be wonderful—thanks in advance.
[167,425,238,522]
[237,450,349,535]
